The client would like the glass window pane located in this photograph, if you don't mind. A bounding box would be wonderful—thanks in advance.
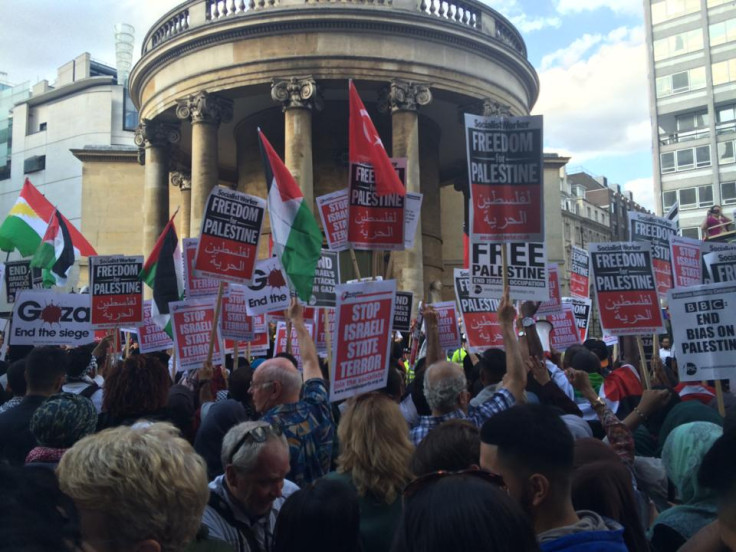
[713,62,729,85]
[699,185,714,206]
[718,105,735,122]
[661,152,676,172]
[689,29,703,51]
[672,72,690,91]
[677,148,694,168]
[663,190,677,209]
[727,19,736,42]
[682,227,700,239]
[690,67,706,89]
[719,141,735,163]
[711,23,726,46]
[722,181,736,202]
[696,145,711,166]
[654,39,668,60]
[657,76,672,97]
[680,188,697,206]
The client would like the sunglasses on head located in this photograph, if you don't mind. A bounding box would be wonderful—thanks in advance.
[228,424,283,465]
[402,469,506,499]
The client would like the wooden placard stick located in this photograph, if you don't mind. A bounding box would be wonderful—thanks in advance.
[124,331,131,359]
[323,308,333,372]
[384,251,394,280]
[286,319,293,354]
[501,244,509,291]
[635,335,652,390]
[349,248,361,280]
[652,334,660,359]
[247,341,251,361]
[715,380,726,417]
[206,282,225,364]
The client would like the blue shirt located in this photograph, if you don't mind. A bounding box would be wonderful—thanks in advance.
[409,388,515,446]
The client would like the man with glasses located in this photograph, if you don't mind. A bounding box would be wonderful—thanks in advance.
[202,420,298,552]
[249,299,335,487]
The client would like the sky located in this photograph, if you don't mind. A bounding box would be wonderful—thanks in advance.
[0,0,656,211]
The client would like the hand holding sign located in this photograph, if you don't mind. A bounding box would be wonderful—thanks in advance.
[497,288,516,327]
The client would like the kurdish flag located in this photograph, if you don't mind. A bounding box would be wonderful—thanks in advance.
[139,213,184,336]
[258,129,322,302]
[31,210,76,287]
[0,179,96,258]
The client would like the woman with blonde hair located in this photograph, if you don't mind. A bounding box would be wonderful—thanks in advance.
[324,392,414,552]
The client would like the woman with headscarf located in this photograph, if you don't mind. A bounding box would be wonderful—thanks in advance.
[324,392,414,552]
[656,401,723,457]
[649,421,723,552]
[25,393,97,467]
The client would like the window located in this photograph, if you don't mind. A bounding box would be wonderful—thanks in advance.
[710,0,733,8]
[23,155,45,174]
[0,162,9,181]
[722,181,736,204]
[717,103,736,134]
[39,122,47,131]
[672,185,715,209]
[661,145,711,173]
[680,187,697,207]
[652,0,701,25]
[656,67,707,98]
[663,190,677,210]
[710,18,736,46]
[712,58,736,86]
[123,87,138,132]
[681,227,701,239]
[654,29,704,60]
[718,140,736,164]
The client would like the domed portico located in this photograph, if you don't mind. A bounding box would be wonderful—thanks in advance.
[128,0,538,306]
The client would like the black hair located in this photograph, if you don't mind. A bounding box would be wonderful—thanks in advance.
[411,419,480,476]
[699,432,736,502]
[6,359,27,397]
[0,465,83,552]
[481,404,574,480]
[571,349,601,375]
[479,348,507,385]
[5,345,34,365]
[65,343,96,378]
[25,346,68,393]
[273,479,361,552]
[583,339,609,363]
[392,342,404,361]
[275,352,299,370]
[410,358,431,416]
[391,474,540,552]
[380,367,404,401]
[228,364,254,403]
[562,344,587,369]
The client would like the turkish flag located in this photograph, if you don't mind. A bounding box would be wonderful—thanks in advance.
[349,81,406,197]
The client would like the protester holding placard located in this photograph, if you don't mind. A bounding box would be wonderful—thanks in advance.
[254,299,335,487]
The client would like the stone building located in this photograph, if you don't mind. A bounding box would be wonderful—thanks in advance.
[99,0,540,307]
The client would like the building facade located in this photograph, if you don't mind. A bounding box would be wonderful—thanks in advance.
[0,76,31,182]
[122,0,539,308]
[645,0,736,237]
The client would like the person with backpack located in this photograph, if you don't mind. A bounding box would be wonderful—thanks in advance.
[62,343,103,412]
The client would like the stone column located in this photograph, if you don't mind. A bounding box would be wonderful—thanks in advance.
[379,80,432,312]
[271,77,321,212]
[176,91,233,234]
[170,170,192,239]
[134,119,180,257]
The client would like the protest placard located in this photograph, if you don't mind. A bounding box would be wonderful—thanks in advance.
[136,300,174,353]
[89,255,144,329]
[170,297,224,370]
[546,303,581,351]
[348,159,405,250]
[309,250,340,307]
[313,308,335,352]
[562,296,592,342]
[704,250,736,283]
[11,290,92,346]
[220,284,255,341]
[183,238,220,298]
[538,263,562,315]
[274,320,315,371]
[403,192,423,250]
[454,268,504,352]
[244,257,292,316]
[669,235,702,288]
[701,242,736,284]
[431,301,461,352]
[316,189,349,251]
[392,291,414,332]
[194,187,266,284]
[331,279,396,402]
[569,246,590,298]
[590,242,665,336]
[629,212,676,297]
[470,241,549,301]
[465,114,544,243]
[5,260,33,303]
[667,282,736,381]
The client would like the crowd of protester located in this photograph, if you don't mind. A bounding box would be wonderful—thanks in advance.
[1,291,736,552]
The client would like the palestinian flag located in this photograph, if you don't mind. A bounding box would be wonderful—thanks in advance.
[0,178,96,258]
[31,210,76,287]
[258,129,322,302]
[139,214,184,336]
[599,363,642,419]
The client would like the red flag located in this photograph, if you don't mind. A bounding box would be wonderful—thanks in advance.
[349,81,405,197]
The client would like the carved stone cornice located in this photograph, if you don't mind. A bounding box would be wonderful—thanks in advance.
[176,91,234,125]
[482,98,512,117]
[133,119,181,149]
[170,170,192,191]
[271,77,323,111]
[378,80,432,114]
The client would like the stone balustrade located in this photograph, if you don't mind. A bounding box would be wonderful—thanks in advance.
[142,0,526,56]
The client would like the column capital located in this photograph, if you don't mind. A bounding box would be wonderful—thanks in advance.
[133,119,181,148]
[176,91,234,125]
[170,170,192,191]
[271,77,322,111]
[378,80,432,114]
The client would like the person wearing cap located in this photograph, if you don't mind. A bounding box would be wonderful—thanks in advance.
[582,339,642,420]
[25,392,97,467]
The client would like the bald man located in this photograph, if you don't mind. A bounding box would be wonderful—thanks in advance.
[251,300,335,486]
[409,290,526,445]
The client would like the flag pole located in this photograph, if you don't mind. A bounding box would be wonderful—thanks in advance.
[635,335,651,390]
[324,308,333,373]
[206,282,225,364]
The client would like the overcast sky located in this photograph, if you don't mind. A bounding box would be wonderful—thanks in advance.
[0,0,656,210]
